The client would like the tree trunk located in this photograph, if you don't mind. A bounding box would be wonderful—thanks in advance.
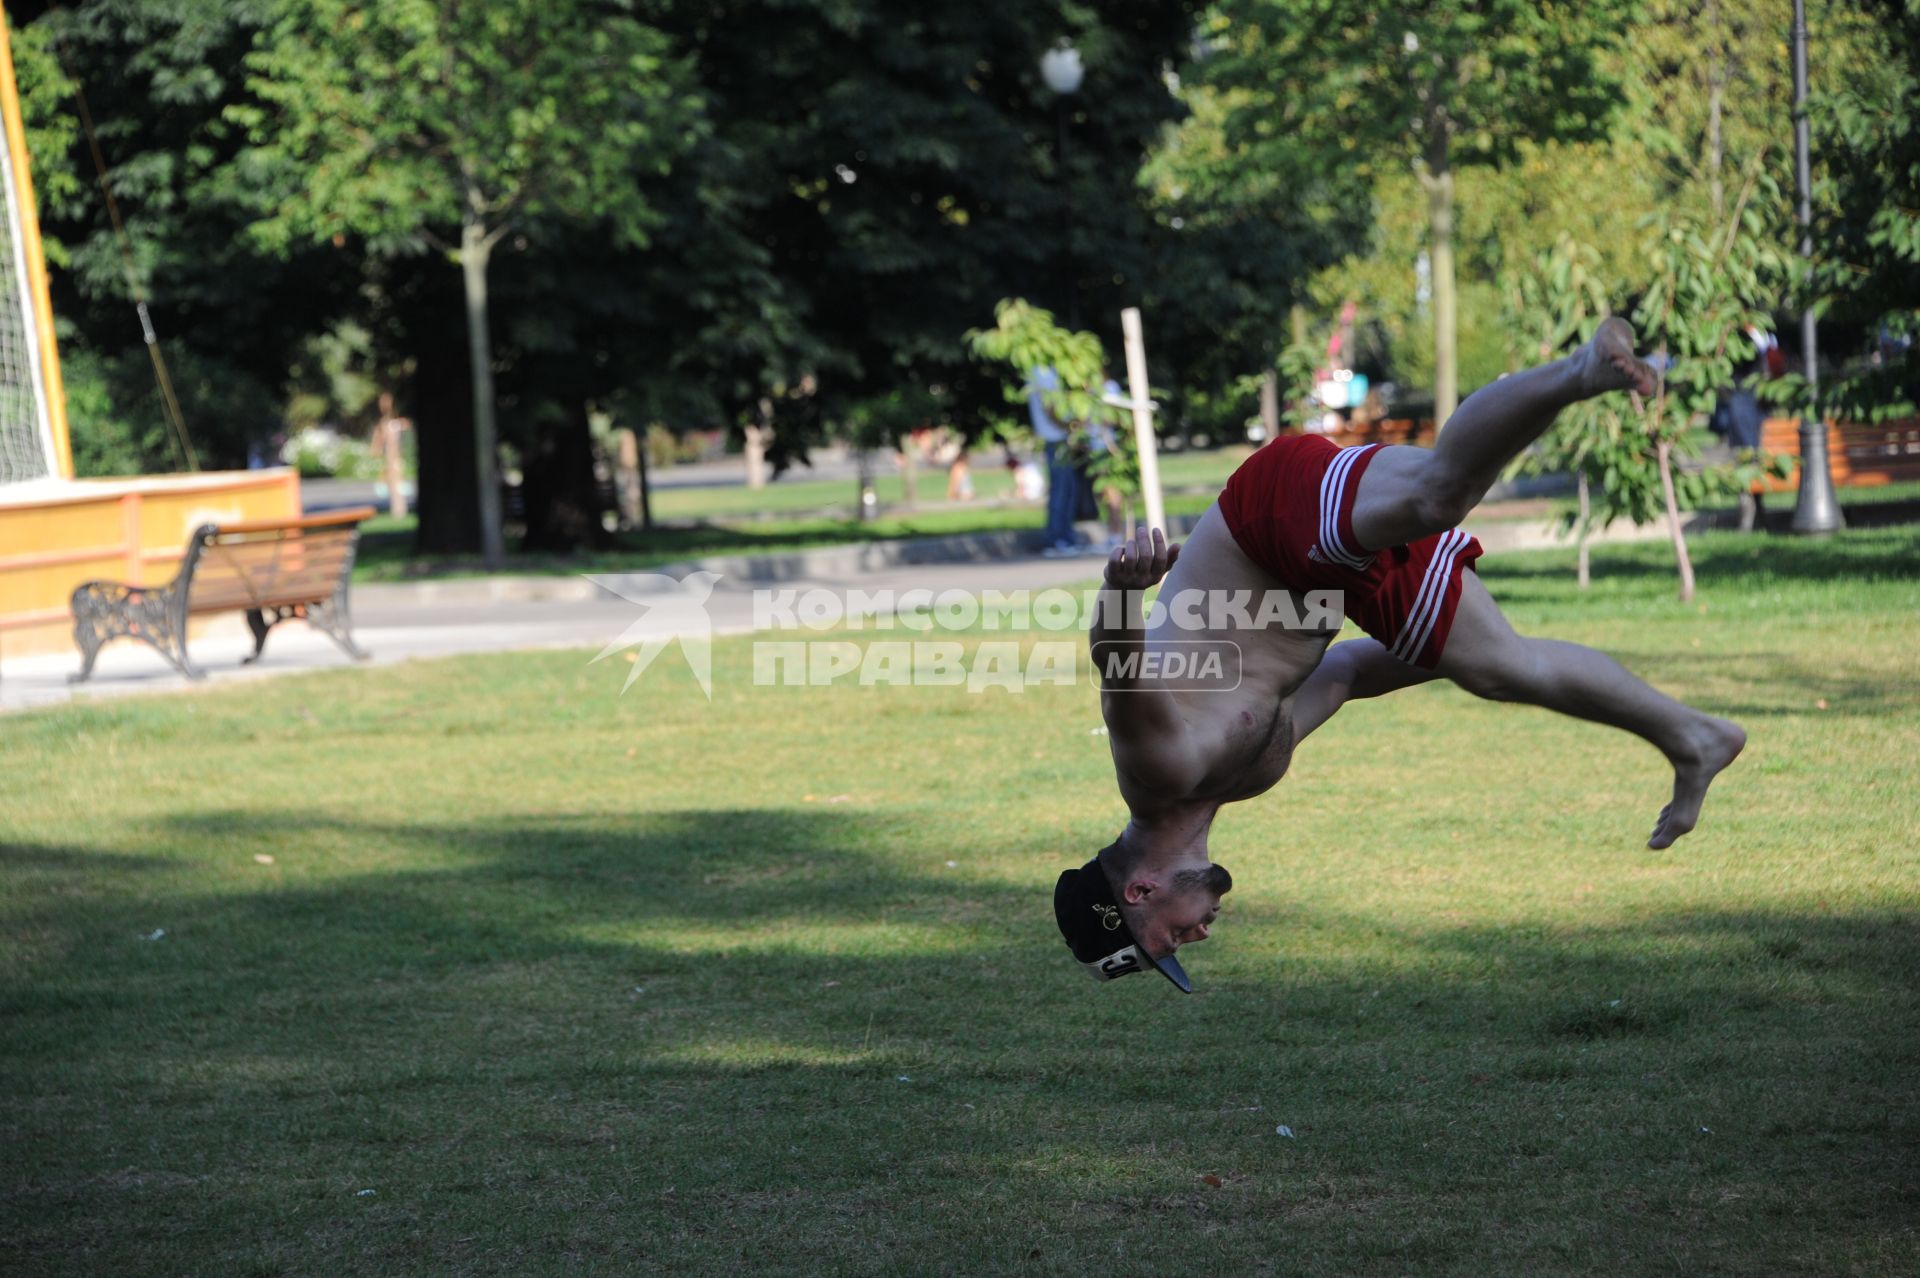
[1656,439,1696,602]
[636,429,653,529]
[899,436,917,510]
[1707,0,1726,221]
[613,427,646,530]
[855,448,875,521]
[519,399,603,553]
[459,217,506,569]
[1576,470,1591,590]
[1422,127,1458,428]
[411,305,481,557]
[1260,369,1280,439]
[745,399,773,489]
[380,414,409,520]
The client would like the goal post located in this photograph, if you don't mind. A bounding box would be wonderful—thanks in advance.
[0,11,70,486]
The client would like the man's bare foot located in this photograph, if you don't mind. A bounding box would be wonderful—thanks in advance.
[1649,715,1746,849]
[1577,316,1660,398]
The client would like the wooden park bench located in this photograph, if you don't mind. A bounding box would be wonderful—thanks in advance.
[1752,416,1920,493]
[70,507,376,683]
[1320,417,1436,450]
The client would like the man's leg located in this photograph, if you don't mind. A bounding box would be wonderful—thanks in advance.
[1351,317,1659,551]
[1043,441,1076,548]
[1290,637,1436,742]
[1436,573,1745,849]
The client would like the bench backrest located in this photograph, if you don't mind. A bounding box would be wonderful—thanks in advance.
[181,508,374,614]
[1758,417,1920,490]
[1319,417,1436,450]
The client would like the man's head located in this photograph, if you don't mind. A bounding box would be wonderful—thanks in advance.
[1053,837,1232,991]
[1099,839,1231,962]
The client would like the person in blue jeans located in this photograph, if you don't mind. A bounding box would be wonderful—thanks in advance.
[1029,366,1083,555]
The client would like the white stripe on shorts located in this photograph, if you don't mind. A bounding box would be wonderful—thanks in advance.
[1316,445,1374,569]
[1390,528,1469,664]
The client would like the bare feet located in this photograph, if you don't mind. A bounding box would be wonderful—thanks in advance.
[1577,316,1661,398]
[1649,715,1746,849]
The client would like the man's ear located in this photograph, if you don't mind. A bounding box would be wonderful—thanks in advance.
[1121,876,1155,905]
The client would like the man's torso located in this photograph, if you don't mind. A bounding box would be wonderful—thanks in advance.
[1103,505,1335,813]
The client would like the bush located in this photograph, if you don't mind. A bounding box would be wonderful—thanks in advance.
[281,426,385,480]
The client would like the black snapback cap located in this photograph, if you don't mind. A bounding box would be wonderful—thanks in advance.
[1053,856,1192,992]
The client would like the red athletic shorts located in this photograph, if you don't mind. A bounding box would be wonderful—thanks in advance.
[1216,436,1483,669]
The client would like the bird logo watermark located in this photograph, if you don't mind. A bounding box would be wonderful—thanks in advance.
[586,571,720,699]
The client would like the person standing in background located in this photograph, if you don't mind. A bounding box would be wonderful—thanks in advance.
[373,392,412,519]
[1029,366,1082,556]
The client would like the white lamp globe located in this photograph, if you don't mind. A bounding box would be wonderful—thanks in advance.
[1041,45,1085,95]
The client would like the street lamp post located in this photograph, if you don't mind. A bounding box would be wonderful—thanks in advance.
[1790,0,1844,534]
[1041,43,1084,329]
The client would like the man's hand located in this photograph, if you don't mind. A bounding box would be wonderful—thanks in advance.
[1104,526,1181,589]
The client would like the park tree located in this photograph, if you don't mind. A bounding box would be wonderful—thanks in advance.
[1204,0,1625,426]
[1498,234,1614,589]
[1500,184,1790,602]
[1808,0,1920,421]
[1630,0,1789,222]
[1137,27,1370,441]
[231,0,698,564]
[632,0,1202,478]
[9,0,355,476]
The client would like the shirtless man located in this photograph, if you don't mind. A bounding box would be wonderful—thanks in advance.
[1053,319,1747,992]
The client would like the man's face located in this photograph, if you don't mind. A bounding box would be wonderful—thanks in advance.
[1131,883,1225,961]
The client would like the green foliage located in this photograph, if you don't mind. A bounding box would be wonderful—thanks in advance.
[1499,233,1617,511]
[230,0,696,256]
[1137,45,1368,407]
[1275,338,1322,431]
[1202,0,1628,414]
[13,0,358,472]
[966,298,1124,437]
[283,321,381,433]
[1807,0,1920,422]
[968,297,1145,499]
[7,19,86,250]
[1206,0,1624,177]
[1633,165,1793,444]
[59,345,170,477]
[1501,208,1792,549]
[838,385,943,452]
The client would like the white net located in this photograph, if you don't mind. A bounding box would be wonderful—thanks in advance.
[0,110,53,486]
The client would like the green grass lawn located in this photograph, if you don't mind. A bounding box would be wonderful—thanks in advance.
[5,528,1918,1275]
[645,445,1252,521]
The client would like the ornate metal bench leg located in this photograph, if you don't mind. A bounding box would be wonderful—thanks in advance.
[70,582,130,684]
[70,610,109,684]
[243,608,275,665]
[307,595,370,662]
[149,610,203,680]
[68,580,203,681]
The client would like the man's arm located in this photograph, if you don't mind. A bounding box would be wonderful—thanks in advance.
[1290,637,1438,742]
[1092,526,1184,738]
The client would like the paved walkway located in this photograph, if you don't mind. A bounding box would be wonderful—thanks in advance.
[0,551,1115,714]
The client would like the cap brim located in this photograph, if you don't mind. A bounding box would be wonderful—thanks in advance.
[1151,951,1192,993]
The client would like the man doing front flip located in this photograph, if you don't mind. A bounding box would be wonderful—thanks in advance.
[1055,319,1746,991]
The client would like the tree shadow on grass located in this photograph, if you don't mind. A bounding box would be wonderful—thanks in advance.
[4,807,1917,1275]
